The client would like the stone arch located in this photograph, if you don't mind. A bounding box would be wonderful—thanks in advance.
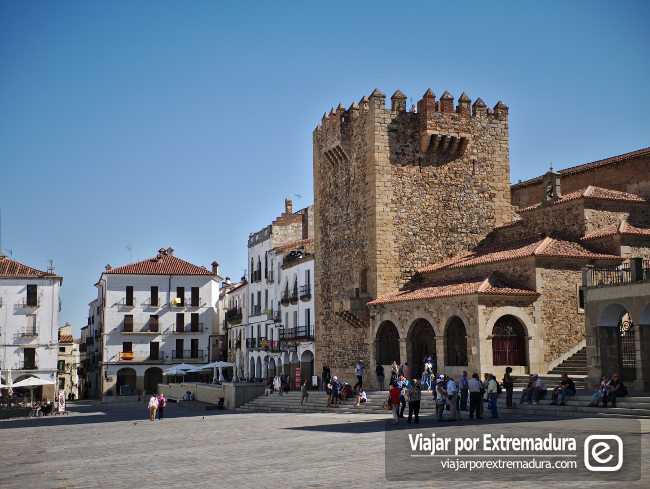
[597,302,636,382]
[445,317,468,366]
[405,309,441,337]
[376,320,400,365]
[300,350,314,386]
[598,303,628,327]
[491,315,527,366]
[640,302,650,326]
[249,357,255,380]
[267,357,276,379]
[255,357,262,379]
[144,367,163,395]
[407,318,436,380]
[439,307,473,338]
[116,367,137,396]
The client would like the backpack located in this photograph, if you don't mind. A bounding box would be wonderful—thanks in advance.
[497,382,502,394]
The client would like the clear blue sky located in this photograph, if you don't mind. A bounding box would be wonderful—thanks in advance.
[1,1,649,337]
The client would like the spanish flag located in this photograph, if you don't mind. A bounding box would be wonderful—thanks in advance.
[172,297,182,305]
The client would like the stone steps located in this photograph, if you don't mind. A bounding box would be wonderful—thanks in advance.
[238,390,650,419]
[549,347,587,376]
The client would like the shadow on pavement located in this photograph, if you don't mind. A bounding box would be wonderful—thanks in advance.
[0,400,225,429]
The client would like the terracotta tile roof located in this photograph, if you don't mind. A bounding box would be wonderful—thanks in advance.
[0,256,57,278]
[368,272,539,305]
[418,233,623,273]
[274,237,315,253]
[59,334,74,343]
[582,221,650,241]
[518,186,647,212]
[104,253,216,276]
[511,147,650,189]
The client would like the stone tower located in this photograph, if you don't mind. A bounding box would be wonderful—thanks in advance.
[313,88,512,377]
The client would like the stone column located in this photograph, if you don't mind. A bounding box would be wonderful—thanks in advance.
[435,337,445,375]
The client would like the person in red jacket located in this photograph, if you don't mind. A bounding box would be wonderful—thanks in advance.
[389,382,401,425]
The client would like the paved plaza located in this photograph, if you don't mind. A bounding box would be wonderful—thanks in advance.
[0,401,648,489]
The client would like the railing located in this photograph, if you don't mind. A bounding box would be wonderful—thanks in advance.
[257,337,268,351]
[584,259,650,287]
[120,297,136,307]
[246,338,256,348]
[280,328,296,341]
[251,305,262,316]
[187,297,202,308]
[174,322,204,333]
[295,324,314,339]
[266,308,275,321]
[119,352,160,362]
[251,270,262,282]
[171,349,206,361]
[22,327,38,337]
[18,362,38,370]
[274,311,282,322]
[290,286,298,303]
[226,307,242,322]
[300,284,311,300]
[143,296,161,308]
[267,270,274,283]
[121,324,160,334]
[268,340,280,352]
[15,298,40,309]
[171,297,186,307]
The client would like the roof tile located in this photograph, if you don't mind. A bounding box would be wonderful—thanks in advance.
[582,221,650,241]
[368,272,539,305]
[0,256,56,278]
[104,254,215,276]
[518,186,647,212]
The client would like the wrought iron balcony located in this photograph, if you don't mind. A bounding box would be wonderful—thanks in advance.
[120,297,136,307]
[22,327,38,337]
[295,324,314,340]
[251,305,262,317]
[300,284,311,301]
[171,349,206,361]
[226,307,242,323]
[174,322,204,333]
[18,362,38,370]
[245,338,256,348]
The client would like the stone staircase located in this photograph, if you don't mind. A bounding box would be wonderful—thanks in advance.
[238,389,650,419]
[549,346,587,376]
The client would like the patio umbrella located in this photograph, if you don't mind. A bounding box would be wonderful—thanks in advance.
[163,365,192,383]
[7,368,12,396]
[201,361,234,382]
[12,376,55,404]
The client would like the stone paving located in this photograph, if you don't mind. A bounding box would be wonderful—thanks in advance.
[0,401,648,489]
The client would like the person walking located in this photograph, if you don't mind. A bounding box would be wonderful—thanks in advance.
[148,394,159,422]
[459,371,469,411]
[468,373,482,419]
[402,362,411,381]
[157,393,166,420]
[376,362,385,390]
[487,374,499,418]
[502,367,514,408]
[390,361,398,385]
[423,359,433,390]
[330,376,341,407]
[300,379,309,405]
[354,360,364,391]
[388,382,401,425]
[407,379,421,424]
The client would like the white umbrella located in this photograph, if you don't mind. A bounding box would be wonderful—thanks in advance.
[12,376,55,405]
[7,368,12,396]
[202,361,234,382]
[163,366,191,375]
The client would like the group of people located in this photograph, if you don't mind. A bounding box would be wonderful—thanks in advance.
[147,393,167,421]
[31,400,54,417]
[588,373,627,407]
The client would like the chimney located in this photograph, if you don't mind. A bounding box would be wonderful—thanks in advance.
[105,264,112,271]
[225,276,231,285]
[285,198,293,214]
[166,247,174,256]
[211,261,219,275]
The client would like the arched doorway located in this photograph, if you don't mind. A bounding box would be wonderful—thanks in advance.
[116,368,137,396]
[300,350,314,388]
[249,358,255,381]
[144,367,163,395]
[255,357,262,379]
[491,315,527,366]
[407,319,436,380]
[267,358,276,379]
[445,317,467,366]
[598,304,636,382]
[376,321,400,365]
[282,352,290,376]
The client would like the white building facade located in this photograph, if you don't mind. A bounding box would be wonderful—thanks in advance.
[228,198,315,388]
[0,254,62,401]
[90,247,221,398]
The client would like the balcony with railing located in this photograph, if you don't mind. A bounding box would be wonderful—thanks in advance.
[296,324,314,340]
[119,297,136,308]
[280,328,296,342]
[290,285,299,304]
[274,310,282,322]
[267,270,275,283]
[246,338,256,349]
[22,326,38,337]
[14,298,40,310]
[118,351,162,363]
[143,296,161,308]
[266,308,275,321]
[18,361,38,370]
[584,259,650,288]
[300,284,311,301]
[174,322,204,333]
[226,307,242,324]
[187,297,202,308]
[251,269,262,283]
[171,349,206,362]
[257,337,268,351]
[121,322,161,334]
[251,305,262,317]
[268,340,280,352]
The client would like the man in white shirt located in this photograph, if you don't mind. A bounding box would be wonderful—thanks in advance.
[354,360,364,391]
[446,376,460,421]
[468,373,483,419]
[148,395,159,422]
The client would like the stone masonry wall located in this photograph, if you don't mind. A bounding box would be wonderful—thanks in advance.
[536,265,585,362]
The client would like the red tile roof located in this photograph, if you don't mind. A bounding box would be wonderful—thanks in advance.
[274,237,315,253]
[368,272,539,305]
[0,256,58,278]
[59,334,74,343]
[582,221,650,241]
[104,253,216,276]
[518,186,647,212]
[418,233,623,273]
[511,147,650,189]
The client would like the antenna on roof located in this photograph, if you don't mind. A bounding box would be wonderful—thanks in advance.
[126,245,133,262]
[47,259,55,274]
[292,193,302,200]
[3,249,12,258]
[549,162,553,172]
